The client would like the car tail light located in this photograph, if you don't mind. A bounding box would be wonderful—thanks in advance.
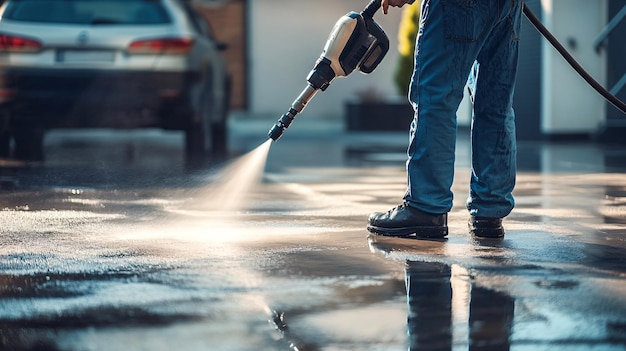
[159,89,181,98]
[0,34,42,53]
[0,89,16,102]
[127,37,194,55]
[0,89,15,97]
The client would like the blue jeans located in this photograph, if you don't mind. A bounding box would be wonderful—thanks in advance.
[404,0,522,218]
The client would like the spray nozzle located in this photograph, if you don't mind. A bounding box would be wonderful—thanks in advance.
[267,85,319,141]
[268,109,297,141]
[268,122,286,141]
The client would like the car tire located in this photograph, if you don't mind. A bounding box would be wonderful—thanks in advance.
[211,119,226,155]
[185,125,207,160]
[211,77,231,155]
[13,129,45,161]
[0,131,10,158]
[0,112,10,158]
[184,84,213,160]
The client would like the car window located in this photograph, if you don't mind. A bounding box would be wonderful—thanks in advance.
[2,0,171,25]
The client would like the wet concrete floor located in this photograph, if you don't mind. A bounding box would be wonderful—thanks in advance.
[1,115,626,350]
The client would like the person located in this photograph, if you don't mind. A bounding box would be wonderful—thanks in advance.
[367,0,522,239]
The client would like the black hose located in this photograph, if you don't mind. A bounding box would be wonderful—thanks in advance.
[523,3,626,114]
[362,0,382,18]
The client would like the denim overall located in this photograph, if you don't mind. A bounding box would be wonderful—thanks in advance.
[404,0,523,218]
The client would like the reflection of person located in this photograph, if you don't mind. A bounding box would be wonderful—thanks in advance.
[405,261,514,350]
[368,0,523,239]
[405,261,452,350]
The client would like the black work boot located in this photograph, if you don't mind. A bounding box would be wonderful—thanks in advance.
[468,216,505,238]
[367,203,448,238]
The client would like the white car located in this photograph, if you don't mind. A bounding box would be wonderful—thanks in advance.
[0,0,231,160]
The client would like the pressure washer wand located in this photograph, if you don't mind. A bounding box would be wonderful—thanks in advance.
[268,0,388,141]
[268,85,318,141]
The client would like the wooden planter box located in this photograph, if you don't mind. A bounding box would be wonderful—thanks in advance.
[345,100,414,131]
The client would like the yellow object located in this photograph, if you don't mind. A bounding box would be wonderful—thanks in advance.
[394,1,421,96]
[398,1,420,57]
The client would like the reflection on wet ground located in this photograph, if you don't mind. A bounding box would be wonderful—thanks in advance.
[368,234,626,350]
[403,261,515,351]
[0,119,625,350]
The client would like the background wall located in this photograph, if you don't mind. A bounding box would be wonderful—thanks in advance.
[601,0,626,142]
[201,0,622,139]
[196,0,248,109]
[540,0,608,135]
[248,0,407,119]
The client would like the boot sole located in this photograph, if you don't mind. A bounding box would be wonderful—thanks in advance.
[367,225,448,238]
[469,226,505,238]
[467,223,504,239]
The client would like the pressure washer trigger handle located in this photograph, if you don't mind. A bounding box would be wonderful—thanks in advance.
[359,2,389,74]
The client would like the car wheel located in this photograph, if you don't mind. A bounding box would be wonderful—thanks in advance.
[211,119,227,155]
[185,125,207,160]
[184,85,213,160]
[13,128,45,161]
[0,112,10,158]
[0,131,10,158]
[211,77,231,155]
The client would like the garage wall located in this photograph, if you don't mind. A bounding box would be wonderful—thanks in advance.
[196,0,248,110]
[540,0,608,135]
[248,0,406,119]
[601,0,626,142]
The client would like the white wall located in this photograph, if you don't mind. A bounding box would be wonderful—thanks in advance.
[248,1,610,133]
[540,0,608,134]
[249,0,406,119]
